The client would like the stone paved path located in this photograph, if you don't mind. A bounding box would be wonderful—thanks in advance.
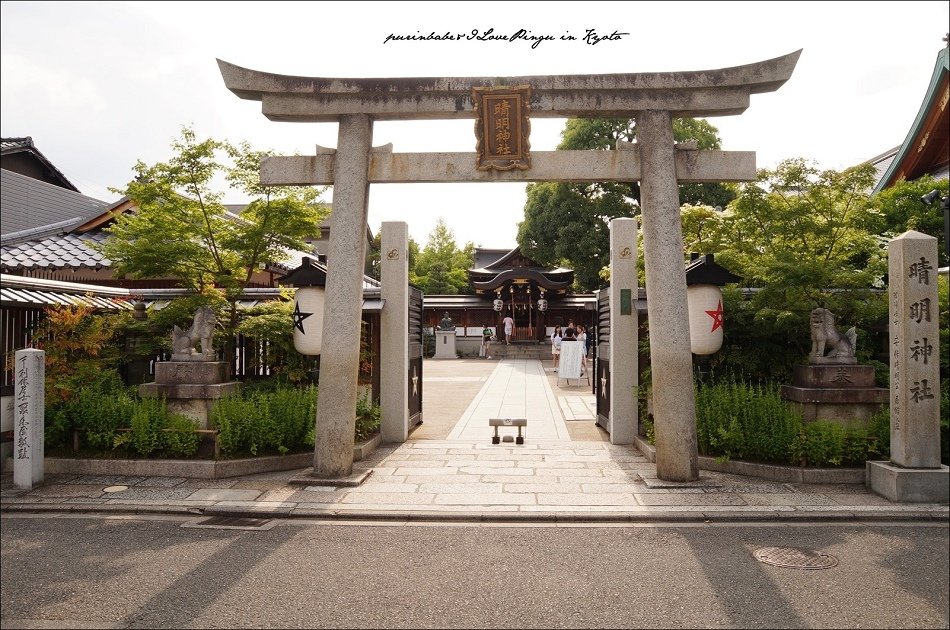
[1,359,946,522]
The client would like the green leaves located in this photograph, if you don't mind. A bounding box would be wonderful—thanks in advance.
[519,117,733,291]
[410,218,474,294]
[99,126,327,339]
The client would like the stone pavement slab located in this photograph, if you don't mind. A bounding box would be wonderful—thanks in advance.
[4,439,947,523]
[448,359,570,441]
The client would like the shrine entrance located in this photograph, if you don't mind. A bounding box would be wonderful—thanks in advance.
[218,51,801,481]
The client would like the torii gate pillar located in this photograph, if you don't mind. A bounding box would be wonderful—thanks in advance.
[639,110,698,481]
[314,114,373,478]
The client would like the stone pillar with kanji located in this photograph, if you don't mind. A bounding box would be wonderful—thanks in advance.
[867,230,948,502]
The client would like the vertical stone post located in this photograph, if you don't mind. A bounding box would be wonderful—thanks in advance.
[314,114,373,479]
[380,221,409,443]
[608,217,639,444]
[889,231,941,467]
[13,349,44,490]
[637,110,698,482]
[868,230,947,502]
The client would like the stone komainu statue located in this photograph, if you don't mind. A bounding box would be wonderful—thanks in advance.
[172,306,216,360]
[809,307,857,364]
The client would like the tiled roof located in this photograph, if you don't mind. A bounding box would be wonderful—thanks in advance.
[1,136,80,192]
[1,230,111,270]
[1,169,108,236]
[867,147,899,190]
[0,225,382,289]
[873,46,950,193]
[1,273,133,310]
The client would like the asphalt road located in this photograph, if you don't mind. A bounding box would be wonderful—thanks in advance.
[1,514,947,629]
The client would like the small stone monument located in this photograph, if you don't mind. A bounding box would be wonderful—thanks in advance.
[140,307,239,429]
[13,349,44,490]
[780,308,887,426]
[434,312,458,359]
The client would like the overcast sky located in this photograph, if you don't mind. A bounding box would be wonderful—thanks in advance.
[2,1,948,249]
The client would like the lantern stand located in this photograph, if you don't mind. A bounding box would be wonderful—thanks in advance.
[279,256,328,381]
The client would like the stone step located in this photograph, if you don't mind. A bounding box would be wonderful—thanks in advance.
[488,343,551,360]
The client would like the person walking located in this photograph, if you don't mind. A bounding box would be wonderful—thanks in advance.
[576,324,588,375]
[482,323,494,359]
[503,314,515,345]
[550,325,562,370]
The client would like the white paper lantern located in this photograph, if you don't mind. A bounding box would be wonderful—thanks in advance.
[537,298,548,312]
[687,284,724,355]
[493,298,504,312]
[293,286,325,355]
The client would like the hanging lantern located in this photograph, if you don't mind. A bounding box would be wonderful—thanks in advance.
[279,257,327,355]
[684,253,741,356]
[687,284,723,355]
[537,298,548,312]
[493,298,504,312]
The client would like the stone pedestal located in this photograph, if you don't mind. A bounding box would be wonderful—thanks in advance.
[866,461,949,503]
[780,365,888,427]
[140,361,239,429]
[434,330,457,359]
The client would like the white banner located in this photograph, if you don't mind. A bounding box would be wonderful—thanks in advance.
[558,340,584,380]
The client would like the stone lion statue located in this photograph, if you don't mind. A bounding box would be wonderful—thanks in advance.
[809,307,857,364]
[172,306,216,360]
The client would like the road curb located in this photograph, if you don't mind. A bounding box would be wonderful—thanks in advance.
[3,501,947,524]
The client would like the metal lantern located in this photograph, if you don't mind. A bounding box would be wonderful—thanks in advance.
[684,253,741,356]
[279,257,327,356]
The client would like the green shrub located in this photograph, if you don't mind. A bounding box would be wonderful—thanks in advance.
[696,381,801,465]
[942,377,950,466]
[695,379,898,467]
[212,395,255,457]
[212,384,318,458]
[163,414,201,458]
[129,397,168,457]
[44,405,73,450]
[355,393,381,442]
[74,387,135,450]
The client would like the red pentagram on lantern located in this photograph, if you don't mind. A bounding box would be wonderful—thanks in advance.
[705,299,724,332]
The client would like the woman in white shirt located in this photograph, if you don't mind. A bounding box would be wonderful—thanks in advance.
[576,325,588,375]
[550,325,562,370]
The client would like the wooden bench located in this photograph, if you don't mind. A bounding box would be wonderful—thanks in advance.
[489,418,527,445]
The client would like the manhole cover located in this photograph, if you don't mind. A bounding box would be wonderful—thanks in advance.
[182,516,276,531]
[754,546,838,570]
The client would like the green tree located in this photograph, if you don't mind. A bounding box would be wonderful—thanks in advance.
[367,231,421,281]
[867,175,948,267]
[518,117,734,291]
[410,218,474,294]
[681,159,889,381]
[100,127,327,345]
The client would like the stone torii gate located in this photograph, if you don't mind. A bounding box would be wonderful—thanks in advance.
[218,51,800,482]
